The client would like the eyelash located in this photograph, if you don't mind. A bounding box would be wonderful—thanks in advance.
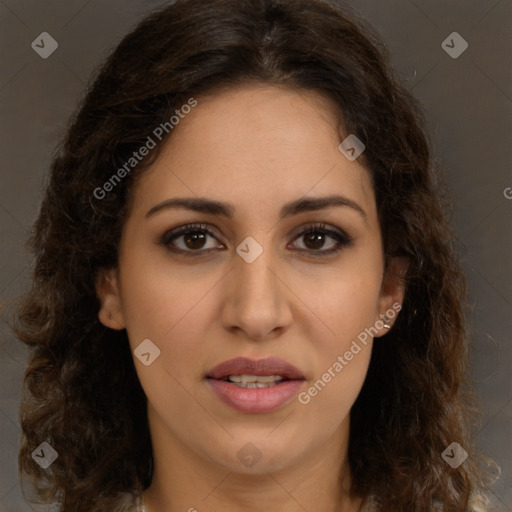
[160,222,353,258]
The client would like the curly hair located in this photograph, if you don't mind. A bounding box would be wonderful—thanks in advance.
[13,0,497,510]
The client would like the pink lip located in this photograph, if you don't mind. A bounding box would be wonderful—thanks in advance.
[207,356,305,380]
[206,357,306,413]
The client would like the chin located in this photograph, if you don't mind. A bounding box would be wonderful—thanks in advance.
[207,436,304,475]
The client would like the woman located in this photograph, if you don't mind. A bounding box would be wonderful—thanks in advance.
[14,0,499,510]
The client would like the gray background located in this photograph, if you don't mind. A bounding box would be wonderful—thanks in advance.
[0,0,511,510]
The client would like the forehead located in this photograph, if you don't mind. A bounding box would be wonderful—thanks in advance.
[129,84,376,223]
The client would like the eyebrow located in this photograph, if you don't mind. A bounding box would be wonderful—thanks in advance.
[145,194,368,223]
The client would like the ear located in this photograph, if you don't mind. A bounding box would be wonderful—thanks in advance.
[95,267,126,330]
[374,256,409,338]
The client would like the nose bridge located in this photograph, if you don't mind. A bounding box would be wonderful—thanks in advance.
[223,234,292,337]
[235,237,280,304]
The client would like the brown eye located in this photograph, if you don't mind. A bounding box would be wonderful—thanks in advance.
[161,224,224,255]
[290,223,352,256]
[301,232,332,251]
[182,231,208,250]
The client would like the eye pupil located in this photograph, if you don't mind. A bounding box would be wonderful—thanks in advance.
[185,232,207,250]
[305,232,325,250]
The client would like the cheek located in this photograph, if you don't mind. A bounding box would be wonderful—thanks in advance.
[297,279,377,427]
[119,268,214,422]
[301,253,383,349]
[298,347,372,439]
[117,261,221,411]
[119,255,218,346]
[293,252,381,414]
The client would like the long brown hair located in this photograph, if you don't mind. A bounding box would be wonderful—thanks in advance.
[13,0,496,510]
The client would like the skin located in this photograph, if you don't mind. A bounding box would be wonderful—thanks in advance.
[96,84,408,512]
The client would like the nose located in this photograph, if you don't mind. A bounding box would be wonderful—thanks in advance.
[220,241,293,341]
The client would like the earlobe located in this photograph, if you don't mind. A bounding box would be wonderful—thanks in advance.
[375,256,409,336]
[95,267,126,330]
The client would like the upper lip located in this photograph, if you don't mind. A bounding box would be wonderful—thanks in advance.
[207,357,305,380]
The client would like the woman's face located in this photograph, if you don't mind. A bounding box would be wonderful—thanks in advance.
[97,84,406,476]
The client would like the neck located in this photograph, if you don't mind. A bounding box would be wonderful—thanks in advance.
[141,407,364,512]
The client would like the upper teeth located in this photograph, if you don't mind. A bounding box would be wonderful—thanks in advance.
[227,375,284,383]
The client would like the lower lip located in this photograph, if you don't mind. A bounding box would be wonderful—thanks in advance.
[206,378,305,413]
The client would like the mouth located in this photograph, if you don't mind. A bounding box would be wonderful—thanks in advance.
[206,356,306,413]
[216,374,288,388]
